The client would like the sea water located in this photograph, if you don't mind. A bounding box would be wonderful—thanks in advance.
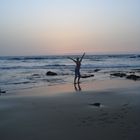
[0,54,140,91]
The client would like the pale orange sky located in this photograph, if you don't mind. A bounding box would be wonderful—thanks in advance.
[0,0,140,55]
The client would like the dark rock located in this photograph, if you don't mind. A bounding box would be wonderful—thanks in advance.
[110,73,127,78]
[46,71,57,76]
[81,74,94,78]
[94,69,101,72]
[89,103,101,107]
[0,89,6,94]
[129,71,135,74]
[126,74,140,81]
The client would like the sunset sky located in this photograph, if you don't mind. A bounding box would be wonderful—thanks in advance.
[0,0,140,56]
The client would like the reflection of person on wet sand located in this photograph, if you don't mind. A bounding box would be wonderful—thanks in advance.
[74,83,81,91]
[68,53,85,84]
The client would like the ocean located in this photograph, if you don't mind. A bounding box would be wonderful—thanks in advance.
[0,54,140,92]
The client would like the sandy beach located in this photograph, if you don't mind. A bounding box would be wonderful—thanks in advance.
[0,79,140,140]
[1,0,140,139]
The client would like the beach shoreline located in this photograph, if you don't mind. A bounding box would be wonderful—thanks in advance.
[0,54,140,92]
[0,79,140,140]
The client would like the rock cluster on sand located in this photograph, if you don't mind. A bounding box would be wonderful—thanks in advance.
[126,74,140,80]
[110,72,140,81]
[110,73,127,78]
[46,71,94,78]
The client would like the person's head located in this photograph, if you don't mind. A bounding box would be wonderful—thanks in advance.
[76,57,79,61]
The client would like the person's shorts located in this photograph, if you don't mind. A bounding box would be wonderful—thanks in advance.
[75,68,80,77]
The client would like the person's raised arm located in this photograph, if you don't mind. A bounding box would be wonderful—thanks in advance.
[67,57,76,63]
[80,52,85,62]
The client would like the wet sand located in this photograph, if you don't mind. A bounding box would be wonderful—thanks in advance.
[0,79,140,140]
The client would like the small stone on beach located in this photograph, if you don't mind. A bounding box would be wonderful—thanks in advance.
[0,89,6,94]
[89,103,101,107]
[94,69,101,72]
[46,71,57,76]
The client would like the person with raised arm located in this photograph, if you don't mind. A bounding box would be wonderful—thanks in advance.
[68,52,85,84]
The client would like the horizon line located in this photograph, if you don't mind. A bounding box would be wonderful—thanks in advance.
[0,52,140,57]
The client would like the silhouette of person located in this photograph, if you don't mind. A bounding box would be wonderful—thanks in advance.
[68,52,85,84]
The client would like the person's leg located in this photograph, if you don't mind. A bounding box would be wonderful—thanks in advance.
[74,68,78,84]
[77,83,81,91]
[74,76,77,84]
[77,76,80,83]
[77,71,81,83]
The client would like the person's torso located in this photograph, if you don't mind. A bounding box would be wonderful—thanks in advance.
[76,61,81,69]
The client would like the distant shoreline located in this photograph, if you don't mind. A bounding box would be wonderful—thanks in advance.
[0,53,140,57]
